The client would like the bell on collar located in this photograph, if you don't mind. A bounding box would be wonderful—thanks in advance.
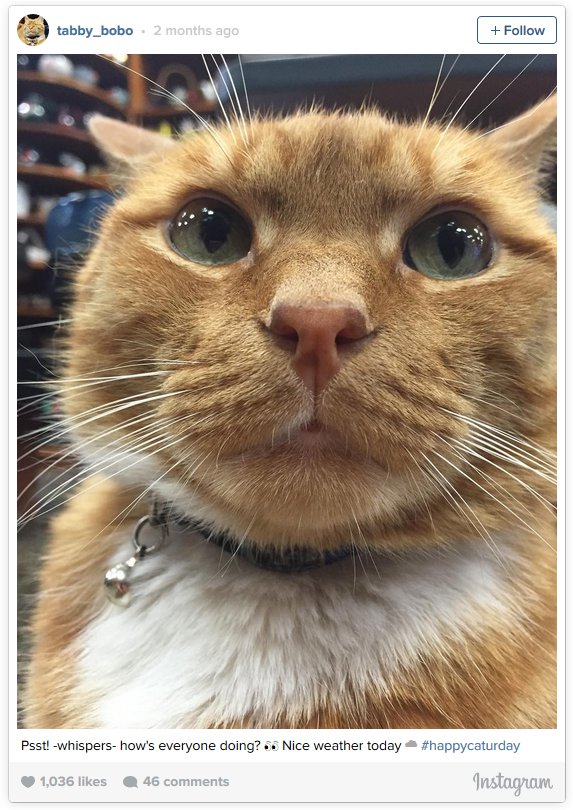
[104,552,142,607]
[103,512,167,607]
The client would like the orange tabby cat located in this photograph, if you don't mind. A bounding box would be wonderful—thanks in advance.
[24,94,556,729]
[17,16,47,46]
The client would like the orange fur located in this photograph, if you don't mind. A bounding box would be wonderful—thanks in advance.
[24,99,556,728]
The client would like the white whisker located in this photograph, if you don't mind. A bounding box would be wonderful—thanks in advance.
[429,448,553,550]
[442,409,556,460]
[97,54,233,162]
[18,387,193,461]
[420,452,505,563]
[462,54,539,133]
[19,419,198,526]
[451,437,555,512]
[201,54,237,144]
[435,54,506,146]
[219,54,250,142]
[417,54,460,138]
[236,54,252,123]
[467,429,556,478]
[433,432,554,518]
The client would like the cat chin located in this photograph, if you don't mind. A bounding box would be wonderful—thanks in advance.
[79,442,415,547]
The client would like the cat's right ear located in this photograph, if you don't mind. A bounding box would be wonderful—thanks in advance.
[486,94,556,180]
[88,115,174,163]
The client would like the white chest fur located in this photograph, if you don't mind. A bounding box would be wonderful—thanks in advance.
[74,525,518,728]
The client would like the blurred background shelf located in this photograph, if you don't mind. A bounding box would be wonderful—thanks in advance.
[18,164,109,191]
[18,121,96,148]
[16,53,232,479]
[18,212,46,227]
[17,303,56,318]
[17,70,127,114]
[134,101,216,117]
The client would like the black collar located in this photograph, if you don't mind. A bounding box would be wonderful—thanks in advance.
[152,502,356,574]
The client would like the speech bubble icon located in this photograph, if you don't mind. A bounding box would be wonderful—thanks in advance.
[123,776,138,788]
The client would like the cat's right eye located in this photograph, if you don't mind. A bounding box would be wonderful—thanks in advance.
[403,211,493,280]
[168,197,251,266]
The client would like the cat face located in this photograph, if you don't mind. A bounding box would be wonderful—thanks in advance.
[64,102,556,550]
[19,16,46,45]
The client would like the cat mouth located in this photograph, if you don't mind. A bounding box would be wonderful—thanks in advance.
[300,419,323,432]
[238,418,353,459]
[287,419,334,447]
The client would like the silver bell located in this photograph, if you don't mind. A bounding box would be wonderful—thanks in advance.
[104,555,139,607]
[103,514,168,607]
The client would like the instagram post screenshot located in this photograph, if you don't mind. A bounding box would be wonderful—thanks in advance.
[10,4,564,804]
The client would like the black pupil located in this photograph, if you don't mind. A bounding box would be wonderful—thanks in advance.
[438,221,468,268]
[436,219,485,269]
[200,208,231,254]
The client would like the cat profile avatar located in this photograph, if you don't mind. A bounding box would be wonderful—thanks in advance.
[17,15,48,46]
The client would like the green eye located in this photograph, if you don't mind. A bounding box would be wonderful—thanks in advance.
[168,198,251,266]
[403,211,493,279]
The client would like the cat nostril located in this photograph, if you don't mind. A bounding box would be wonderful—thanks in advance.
[336,332,357,346]
[272,323,299,343]
[267,302,373,395]
[269,303,371,346]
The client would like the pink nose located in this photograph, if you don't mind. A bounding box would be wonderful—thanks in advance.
[268,303,372,395]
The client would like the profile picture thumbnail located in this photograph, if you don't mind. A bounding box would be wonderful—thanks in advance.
[17,15,49,46]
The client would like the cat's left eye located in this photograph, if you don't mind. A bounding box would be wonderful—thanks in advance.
[168,197,251,266]
[403,211,493,280]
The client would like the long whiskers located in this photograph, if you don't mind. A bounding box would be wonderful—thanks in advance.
[432,431,551,521]
[461,54,539,133]
[18,386,186,459]
[428,445,554,552]
[442,408,555,457]
[417,54,461,139]
[208,54,250,146]
[450,437,555,512]
[18,414,201,526]
[19,409,168,506]
[18,371,171,415]
[433,54,506,150]
[236,55,252,124]
[97,55,233,162]
[220,53,251,132]
[418,451,506,564]
[201,54,238,145]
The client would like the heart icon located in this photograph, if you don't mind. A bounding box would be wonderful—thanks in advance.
[21,776,35,788]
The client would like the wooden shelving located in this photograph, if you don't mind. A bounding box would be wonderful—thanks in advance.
[17,302,56,318]
[125,55,229,125]
[18,121,94,144]
[18,164,109,192]
[16,54,234,478]
[78,54,129,79]
[18,70,127,114]
[18,213,46,227]
[17,59,128,473]
[21,257,48,271]
[133,100,216,118]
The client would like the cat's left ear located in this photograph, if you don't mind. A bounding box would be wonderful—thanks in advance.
[487,94,556,179]
[88,115,175,162]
